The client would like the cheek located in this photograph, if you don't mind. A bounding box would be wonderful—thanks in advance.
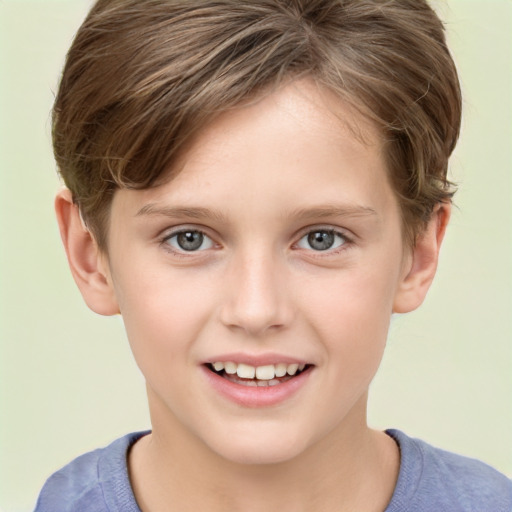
[113,264,215,378]
[300,262,397,327]
[296,264,398,367]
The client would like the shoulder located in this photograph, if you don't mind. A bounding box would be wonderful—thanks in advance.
[34,431,148,512]
[386,429,512,512]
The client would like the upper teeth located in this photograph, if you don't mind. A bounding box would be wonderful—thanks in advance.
[212,362,306,380]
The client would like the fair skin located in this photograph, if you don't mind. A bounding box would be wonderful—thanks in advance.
[56,79,449,512]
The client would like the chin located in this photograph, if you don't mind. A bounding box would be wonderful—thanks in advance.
[204,426,311,466]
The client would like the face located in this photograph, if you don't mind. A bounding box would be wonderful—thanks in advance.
[105,80,412,464]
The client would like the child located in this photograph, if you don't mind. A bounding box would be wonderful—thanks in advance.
[35,0,512,510]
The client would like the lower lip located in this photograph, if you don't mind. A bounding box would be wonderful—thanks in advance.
[201,366,313,408]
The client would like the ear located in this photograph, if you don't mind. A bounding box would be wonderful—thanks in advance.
[55,188,120,316]
[393,203,451,313]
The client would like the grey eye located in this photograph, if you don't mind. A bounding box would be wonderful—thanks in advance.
[297,230,346,251]
[167,230,214,252]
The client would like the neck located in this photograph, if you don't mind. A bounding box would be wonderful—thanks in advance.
[129,391,399,512]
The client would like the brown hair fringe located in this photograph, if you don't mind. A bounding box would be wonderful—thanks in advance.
[53,0,461,249]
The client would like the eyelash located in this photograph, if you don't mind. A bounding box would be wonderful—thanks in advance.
[159,226,353,257]
[295,228,352,255]
[160,228,215,257]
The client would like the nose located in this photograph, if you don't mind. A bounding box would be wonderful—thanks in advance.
[219,250,294,337]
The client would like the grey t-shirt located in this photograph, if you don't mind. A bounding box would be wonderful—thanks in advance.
[34,429,512,511]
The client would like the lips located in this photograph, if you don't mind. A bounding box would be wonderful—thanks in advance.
[202,357,313,407]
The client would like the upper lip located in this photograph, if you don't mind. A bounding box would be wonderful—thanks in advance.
[203,352,312,367]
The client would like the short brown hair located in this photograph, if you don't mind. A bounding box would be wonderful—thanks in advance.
[53,0,461,249]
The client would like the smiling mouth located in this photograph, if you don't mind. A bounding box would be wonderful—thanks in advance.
[206,362,312,387]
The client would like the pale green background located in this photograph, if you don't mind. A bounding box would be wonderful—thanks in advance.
[0,1,511,511]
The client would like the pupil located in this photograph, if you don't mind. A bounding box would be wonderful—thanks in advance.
[177,231,203,251]
[308,231,334,251]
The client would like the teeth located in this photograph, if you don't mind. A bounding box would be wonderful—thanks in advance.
[236,363,255,379]
[275,363,288,377]
[287,363,299,376]
[224,362,237,374]
[211,361,308,380]
[255,365,275,380]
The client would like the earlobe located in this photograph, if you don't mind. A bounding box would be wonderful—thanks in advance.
[393,203,451,314]
[55,188,120,316]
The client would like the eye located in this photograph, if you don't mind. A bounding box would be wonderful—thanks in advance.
[297,229,347,251]
[164,230,214,252]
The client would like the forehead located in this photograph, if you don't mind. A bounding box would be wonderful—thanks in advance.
[178,79,382,173]
[111,79,396,226]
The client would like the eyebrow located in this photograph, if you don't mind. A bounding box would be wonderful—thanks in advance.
[135,203,228,223]
[136,202,378,222]
[289,204,378,221]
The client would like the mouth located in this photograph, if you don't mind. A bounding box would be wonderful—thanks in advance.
[205,361,313,388]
